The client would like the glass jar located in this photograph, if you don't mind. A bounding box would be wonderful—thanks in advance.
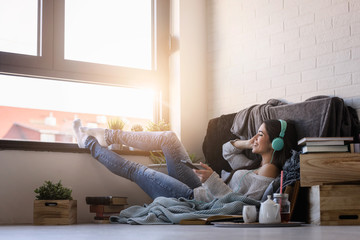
[273,193,290,223]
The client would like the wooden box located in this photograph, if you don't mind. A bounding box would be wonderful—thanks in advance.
[33,200,77,225]
[308,185,360,225]
[300,153,360,187]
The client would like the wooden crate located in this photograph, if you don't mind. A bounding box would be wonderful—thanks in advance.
[300,153,360,187]
[33,200,77,225]
[308,185,360,225]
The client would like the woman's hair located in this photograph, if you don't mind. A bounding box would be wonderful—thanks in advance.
[263,119,298,170]
[224,119,297,184]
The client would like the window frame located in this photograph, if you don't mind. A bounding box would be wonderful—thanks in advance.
[0,0,169,152]
[0,139,151,155]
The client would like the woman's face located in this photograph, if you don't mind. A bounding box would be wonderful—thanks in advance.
[252,123,273,155]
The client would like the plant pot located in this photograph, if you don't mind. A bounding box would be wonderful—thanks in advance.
[33,200,77,225]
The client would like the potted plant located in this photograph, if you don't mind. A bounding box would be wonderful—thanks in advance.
[33,180,77,225]
[149,151,167,165]
[148,151,202,173]
[145,119,171,132]
[107,117,126,150]
[131,124,144,132]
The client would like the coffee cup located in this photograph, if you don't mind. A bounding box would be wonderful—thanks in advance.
[243,205,257,223]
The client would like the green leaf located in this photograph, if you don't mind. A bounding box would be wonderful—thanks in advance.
[34,180,73,200]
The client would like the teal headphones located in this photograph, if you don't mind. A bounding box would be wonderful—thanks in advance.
[271,119,287,151]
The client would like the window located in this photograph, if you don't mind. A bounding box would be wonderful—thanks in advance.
[0,74,155,143]
[0,0,39,56]
[0,0,169,147]
[65,0,153,70]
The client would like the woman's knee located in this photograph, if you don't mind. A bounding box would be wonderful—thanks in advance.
[160,131,179,144]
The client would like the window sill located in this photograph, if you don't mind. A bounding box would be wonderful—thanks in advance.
[0,140,149,156]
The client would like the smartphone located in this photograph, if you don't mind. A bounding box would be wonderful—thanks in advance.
[181,160,200,170]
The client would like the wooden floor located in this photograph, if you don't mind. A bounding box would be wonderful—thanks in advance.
[1,224,360,240]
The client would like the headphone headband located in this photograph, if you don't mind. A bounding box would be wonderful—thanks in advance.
[271,119,287,152]
[279,119,287,138]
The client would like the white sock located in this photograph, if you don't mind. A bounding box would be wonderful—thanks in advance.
[72,119,89,148]
[80,126,108,147]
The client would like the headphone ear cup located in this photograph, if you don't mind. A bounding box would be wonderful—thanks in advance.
[272,137,284,151]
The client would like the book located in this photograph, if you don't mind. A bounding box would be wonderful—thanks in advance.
[302,140,346,146]
[350,143,360,153]
[301,145,349,153]
[90,205,126,214]
[93,218,110,224]
[179,215,243,225]
[94,216,111,220]
[85,196,128,206]
[297,137,353,146]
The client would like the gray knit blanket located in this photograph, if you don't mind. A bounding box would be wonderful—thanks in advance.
[110,193,260,225]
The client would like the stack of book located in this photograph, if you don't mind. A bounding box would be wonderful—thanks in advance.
[298,137,353,153]
[86,196,128,223]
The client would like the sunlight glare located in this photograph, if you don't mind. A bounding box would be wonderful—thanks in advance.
[0,75,154,119]
[64,0,152,69]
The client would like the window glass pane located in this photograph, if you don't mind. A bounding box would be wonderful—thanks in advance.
[0,0,39,56]
[0,75,154,143]
[65,0,152,70]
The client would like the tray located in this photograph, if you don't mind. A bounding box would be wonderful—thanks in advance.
[213,222,303,228]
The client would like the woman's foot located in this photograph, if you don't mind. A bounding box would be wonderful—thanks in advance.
[72,119,89,148]
[81,126,108,147]
[73,119,108,148]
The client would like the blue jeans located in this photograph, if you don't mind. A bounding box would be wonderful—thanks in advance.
[85,131,202,199]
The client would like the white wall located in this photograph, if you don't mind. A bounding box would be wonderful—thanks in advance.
[0,151,153,224]
[170,0,208,160]
[207,0,360,119]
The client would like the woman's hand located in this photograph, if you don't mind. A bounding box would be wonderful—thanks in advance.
[247,133,259,149]
[232,133,259,150]
[194,162,214,183]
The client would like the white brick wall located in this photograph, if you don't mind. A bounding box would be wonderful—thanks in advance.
[207,0,360,119]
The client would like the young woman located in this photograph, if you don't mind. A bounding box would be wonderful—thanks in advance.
[73,119,297,202]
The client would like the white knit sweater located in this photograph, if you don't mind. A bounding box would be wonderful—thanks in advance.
[193,141,274,202]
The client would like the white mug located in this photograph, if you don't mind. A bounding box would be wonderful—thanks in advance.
[243,205,257,223]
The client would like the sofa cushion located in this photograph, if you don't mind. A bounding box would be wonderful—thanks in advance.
[231,96,357,142]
